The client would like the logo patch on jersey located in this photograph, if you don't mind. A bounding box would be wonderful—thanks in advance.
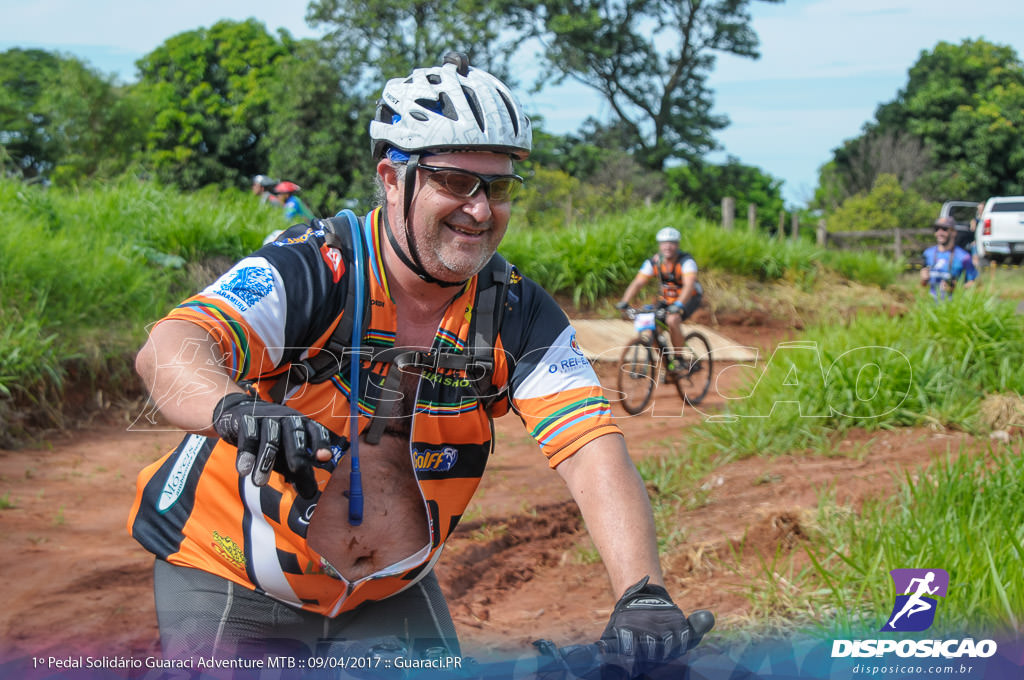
[215,266,275,311]
[275,226,319,246]
[320,243,346,283]
[569,332,584,356]
[211,530,246,569]
[157,435,206,513]
[414,446,459,472]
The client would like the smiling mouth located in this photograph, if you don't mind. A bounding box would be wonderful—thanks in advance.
[445,221,486,237]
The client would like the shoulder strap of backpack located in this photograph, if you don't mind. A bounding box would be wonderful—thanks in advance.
[267,211,368,404]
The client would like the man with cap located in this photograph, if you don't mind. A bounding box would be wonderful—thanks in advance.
[251,174,281,205]
[921,216,978,300]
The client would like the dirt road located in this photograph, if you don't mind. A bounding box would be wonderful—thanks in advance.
[0,320,971,666]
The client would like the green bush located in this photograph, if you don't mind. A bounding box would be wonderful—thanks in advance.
[828,174,939,232]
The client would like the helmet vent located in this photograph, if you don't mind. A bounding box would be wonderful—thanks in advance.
[409,111,429,121]
[462,86,485,132]
[496,90,519,136]
[427,74,442,85]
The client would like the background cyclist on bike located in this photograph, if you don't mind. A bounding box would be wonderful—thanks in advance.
[617,226,704,361]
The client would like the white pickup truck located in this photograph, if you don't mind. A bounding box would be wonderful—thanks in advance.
[977,196,1024,265]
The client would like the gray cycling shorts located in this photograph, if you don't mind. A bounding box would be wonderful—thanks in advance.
[153,559,460,660]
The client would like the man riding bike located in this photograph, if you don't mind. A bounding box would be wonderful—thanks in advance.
[617,226,704,358]
[129,53,712,671]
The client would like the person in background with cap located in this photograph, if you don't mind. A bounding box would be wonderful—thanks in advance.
[921,216,978,300]
[617,226,704,356]
[252,174,281,205]
[275,180,317,222]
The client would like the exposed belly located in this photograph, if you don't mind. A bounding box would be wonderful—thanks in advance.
[306,431,429,582]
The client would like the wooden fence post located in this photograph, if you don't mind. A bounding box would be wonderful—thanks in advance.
[722,197,735,231]
[747,203,757,231]
[816,219,827,247]
[790,213,799,241]
[778,211,786,240]
[894,228,903,260]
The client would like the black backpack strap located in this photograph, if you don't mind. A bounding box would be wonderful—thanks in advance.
[468,253,512,405]
[267,212,367,404]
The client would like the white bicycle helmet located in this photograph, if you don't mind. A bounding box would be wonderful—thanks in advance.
[370,52,532,160]
[656,226,681,242]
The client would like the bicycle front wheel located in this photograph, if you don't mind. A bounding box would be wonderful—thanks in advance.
[617,339,658,415]
[670,332,713,406]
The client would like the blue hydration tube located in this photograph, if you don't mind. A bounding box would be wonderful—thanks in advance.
[341,210,364,526]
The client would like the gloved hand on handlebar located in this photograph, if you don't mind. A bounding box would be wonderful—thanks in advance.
[212,392,333,499]
[666,302,684,316]
[615,300,630,311]
[600,576,714,668]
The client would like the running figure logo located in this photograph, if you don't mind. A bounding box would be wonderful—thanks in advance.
[883,568,949,632]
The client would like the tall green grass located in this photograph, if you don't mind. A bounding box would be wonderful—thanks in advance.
[692,290,1024,461]
[0,177,283,437]
[499,203,902,305]
[754,443,1024,636]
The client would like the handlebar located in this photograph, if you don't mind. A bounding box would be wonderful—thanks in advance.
[621,304,667,321]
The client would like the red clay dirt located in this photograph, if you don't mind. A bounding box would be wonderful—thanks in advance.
[0,320,984,665]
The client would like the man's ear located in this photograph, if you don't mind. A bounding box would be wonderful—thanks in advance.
[377,159,401,199]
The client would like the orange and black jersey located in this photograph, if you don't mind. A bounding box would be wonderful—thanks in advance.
[639,252,702,305]
[129,208,620,616]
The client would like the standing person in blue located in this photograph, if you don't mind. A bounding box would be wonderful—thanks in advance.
[275,180,317,222]
[129,52,713,671]
[920,216,978,300]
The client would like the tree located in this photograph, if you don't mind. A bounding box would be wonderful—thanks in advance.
[664,156,784,231]
[814,129,936,210]
[0,49,145,183]
[134,19,292,189]
[306,0,518,90]
[40,58,148,183]
[827,174,937,234]
[265,41,373,216]
[519,0,783,171]
[821,39,1024,204]
[0,49,64,179]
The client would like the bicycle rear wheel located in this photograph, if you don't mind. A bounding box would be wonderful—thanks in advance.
[617,339,658,415]
[670,332,713,406]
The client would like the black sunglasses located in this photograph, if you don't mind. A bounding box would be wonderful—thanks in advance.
[416,163,524,202]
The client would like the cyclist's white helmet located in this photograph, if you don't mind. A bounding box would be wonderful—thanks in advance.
[656,226,681,243]
[369,52,532,160]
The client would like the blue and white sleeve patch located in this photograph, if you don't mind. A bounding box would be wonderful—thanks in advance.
[202,257,289,366]
[513,326,601,400]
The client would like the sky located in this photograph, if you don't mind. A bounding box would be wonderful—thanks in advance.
[2,0,1023,206]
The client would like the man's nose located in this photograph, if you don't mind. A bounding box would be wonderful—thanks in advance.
[461,190,493,221]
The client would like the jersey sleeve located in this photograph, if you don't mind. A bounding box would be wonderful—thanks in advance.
[681,257,698,274]
[159,225,348,382]
[501,274,621,467]
[638,259,656,277]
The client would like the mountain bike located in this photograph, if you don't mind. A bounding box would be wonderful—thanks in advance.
[616,305,713,415]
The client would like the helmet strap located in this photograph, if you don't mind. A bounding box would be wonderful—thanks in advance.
[384,154,466,289]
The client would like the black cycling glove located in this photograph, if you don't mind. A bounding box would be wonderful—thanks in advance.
[212,392,332,499]
[600,576,714,667]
